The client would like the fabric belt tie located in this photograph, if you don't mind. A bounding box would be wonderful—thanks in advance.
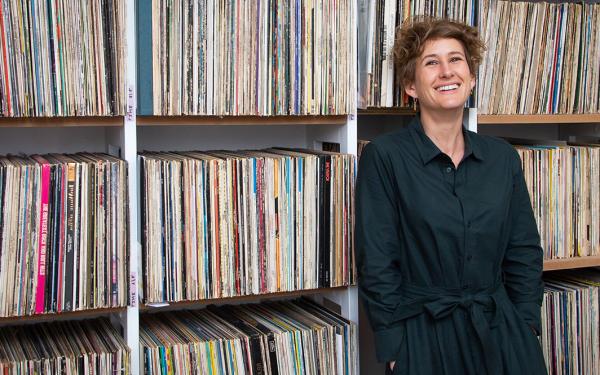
[393,283,504,375]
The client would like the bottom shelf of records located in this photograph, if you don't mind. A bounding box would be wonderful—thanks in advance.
[0,318,130,374]
[541,268,600,375]
[140,298,358,375]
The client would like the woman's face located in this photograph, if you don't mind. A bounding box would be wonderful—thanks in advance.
[405,38,475,115]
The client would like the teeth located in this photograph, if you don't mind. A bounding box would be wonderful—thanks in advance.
[438,84,459,91]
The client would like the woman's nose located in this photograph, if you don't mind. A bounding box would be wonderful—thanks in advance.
[438,61,454,78]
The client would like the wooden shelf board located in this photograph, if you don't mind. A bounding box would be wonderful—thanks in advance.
[0,307,127,325]
[355,111,600,123]
[478,114,600,124]
[136,115,348,126]
[0,116,124,127]
[543,256,600,271]
[141,286,349,313]
[358,107,416,116]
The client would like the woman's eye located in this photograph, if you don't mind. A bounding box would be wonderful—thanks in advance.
[425,60,437,66]
[450,57,463,62]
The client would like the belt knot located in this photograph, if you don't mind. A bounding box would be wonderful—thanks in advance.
[393,283,505,375]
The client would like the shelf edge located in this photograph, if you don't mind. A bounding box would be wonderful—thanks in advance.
[0,116,124,127]
[478,114,600,124]
[0,307,128,325]
[141,286,350,312]
[543,256,600,271]
[136,115,349,126]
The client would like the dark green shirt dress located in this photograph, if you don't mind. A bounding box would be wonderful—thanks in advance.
[356,117,547,375]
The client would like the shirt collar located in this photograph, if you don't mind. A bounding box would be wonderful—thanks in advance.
[408,115,484,166]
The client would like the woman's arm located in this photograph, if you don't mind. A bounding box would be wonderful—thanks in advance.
[502,150,544,333]
[356,142,405,362]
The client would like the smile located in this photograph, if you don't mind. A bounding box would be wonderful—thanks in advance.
[436,84,460,92]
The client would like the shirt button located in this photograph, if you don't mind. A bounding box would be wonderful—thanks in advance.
[445,166,452,173]
[466,255,472,261]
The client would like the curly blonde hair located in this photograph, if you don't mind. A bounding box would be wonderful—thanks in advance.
[393,16,485,87]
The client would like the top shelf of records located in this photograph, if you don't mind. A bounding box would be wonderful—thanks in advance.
[137,0,357,116]
[0,0,126,117]
[360,0,600,115]
[3,0,358,118]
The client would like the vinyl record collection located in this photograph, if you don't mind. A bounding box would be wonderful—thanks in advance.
[0,318,130,374]
[140,149,356,304]
[478,0,600,114]
[515,144,600,260]
[145,0,356,116]
[0,0,126,117]
[357,0,477,109]
[542,269,600,375]
[141,298,357,375]
[0,153,129,317]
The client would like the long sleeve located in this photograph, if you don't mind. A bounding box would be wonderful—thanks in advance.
[355,143,405,362]
[502,150,544,333]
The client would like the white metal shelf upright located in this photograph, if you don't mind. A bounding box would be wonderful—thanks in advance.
[120,0,140,372]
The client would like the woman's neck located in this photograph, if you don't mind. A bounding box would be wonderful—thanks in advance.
[420,109,465,167]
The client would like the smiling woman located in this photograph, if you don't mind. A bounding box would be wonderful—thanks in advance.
[356,17,548,375]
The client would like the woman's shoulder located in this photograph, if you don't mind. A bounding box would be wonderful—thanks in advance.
[365,127,414,154]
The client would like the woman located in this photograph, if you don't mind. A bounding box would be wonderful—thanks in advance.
[356,18,547,375]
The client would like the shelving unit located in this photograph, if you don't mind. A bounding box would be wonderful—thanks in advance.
[2,0,596,373]
[0,0,139,372]
[0,121,137,365]
[132,115,360,373]
[0,9,448,375]
[132,0,360,372]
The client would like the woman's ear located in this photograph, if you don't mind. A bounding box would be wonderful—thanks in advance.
[470,74,476,91]
[404,81,418,99]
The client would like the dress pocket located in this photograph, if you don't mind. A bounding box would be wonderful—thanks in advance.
[509,303,539,340]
